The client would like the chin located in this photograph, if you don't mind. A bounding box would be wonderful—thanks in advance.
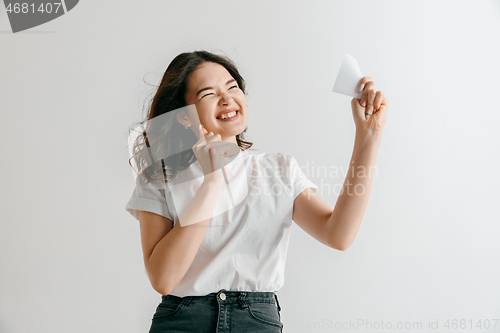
[217,121,246,132]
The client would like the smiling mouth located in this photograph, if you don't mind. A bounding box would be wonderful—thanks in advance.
[216,110,239,120]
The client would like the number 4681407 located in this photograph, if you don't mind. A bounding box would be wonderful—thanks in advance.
[6,2,62,14]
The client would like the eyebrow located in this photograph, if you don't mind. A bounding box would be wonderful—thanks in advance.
[196,79,237,97]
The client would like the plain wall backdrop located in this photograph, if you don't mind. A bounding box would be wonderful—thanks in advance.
[1,1,499,332]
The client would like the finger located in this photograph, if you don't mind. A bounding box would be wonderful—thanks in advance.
[372,91,385,112]
[364,80,376,90]
[205,132,217,142]
[365,89,376,116]
[196,124,209,144]
[357,76,374,93]
[377,94,389,113]
[204,133,214,149]
[201,124,208,134]
[205,133,221,143]
[195,124,201,141]
[357,76,373,93]
[359,80,375,106]
[210,141,240,156]
[360,81,376,106]
[382,94,389,108]
[197,124,206,140]
[351,97,366,120]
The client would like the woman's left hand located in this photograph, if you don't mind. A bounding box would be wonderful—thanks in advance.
[351,76,389,135]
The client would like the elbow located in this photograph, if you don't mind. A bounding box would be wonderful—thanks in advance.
[155,285,172,296]
[328,238,351,251]
[336,243,350,251]
[151,274,174,295]
[147,267,173,295]
[332,244,349,251]
[152,278,173,295]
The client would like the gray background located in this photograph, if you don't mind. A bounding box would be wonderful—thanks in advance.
[1,1,499,332]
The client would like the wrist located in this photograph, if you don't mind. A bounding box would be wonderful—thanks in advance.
[355,129,383,142]
[354,130,383,151]
[203,170,225,185]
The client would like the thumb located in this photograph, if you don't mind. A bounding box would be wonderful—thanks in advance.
[351,97,365,120]
[198,124,209,135]
[197,124,208,141]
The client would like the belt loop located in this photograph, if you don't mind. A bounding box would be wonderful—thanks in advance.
[238,292,248,309]
[181,296,192,307]
[274,293,281,312]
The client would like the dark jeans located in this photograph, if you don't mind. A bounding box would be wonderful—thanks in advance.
[148,289,283,333]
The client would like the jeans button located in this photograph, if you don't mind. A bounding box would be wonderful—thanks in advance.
[219,293,226,300]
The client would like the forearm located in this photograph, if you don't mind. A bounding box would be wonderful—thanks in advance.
[327,131,383,250]
[148,173,225,294]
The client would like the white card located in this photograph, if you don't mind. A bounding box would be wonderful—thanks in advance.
[332,53,363,100]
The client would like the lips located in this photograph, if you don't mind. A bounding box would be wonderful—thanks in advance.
[216,110,240,122]
[216,108,239,119]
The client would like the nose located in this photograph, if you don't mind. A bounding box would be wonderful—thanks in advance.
[218,91,233,106]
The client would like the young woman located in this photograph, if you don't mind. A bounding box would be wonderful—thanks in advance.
[126,50,388,332]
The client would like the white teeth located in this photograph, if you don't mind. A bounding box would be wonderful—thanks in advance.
[218,111,237,119]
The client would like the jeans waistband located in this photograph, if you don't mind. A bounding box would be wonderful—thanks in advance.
[161,289,281,311]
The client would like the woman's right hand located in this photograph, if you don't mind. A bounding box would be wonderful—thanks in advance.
[192,125,240,181]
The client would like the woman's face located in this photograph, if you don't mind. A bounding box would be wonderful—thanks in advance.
[182,62,247,144]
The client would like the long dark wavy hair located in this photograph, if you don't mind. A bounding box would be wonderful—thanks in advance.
[128,51,254,186]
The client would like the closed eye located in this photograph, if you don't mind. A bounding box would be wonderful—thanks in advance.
[201,85,238,99]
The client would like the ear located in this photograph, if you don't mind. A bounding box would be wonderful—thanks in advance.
[175,111,190,127]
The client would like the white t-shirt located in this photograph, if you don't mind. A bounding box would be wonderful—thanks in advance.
[125,149,318,297]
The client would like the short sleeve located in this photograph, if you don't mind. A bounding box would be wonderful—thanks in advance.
[125,175,175,225]
[288,155,318,201]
